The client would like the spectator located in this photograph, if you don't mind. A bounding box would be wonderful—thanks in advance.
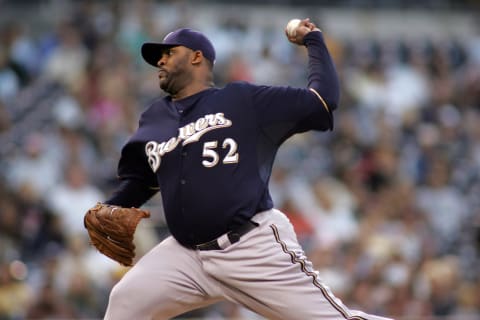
[45,161,105,237]
[42,20,90,89]
[6,132,62,198]
[0,44,20,104]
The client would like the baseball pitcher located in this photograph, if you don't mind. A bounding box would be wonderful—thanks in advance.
[84,18,394,320]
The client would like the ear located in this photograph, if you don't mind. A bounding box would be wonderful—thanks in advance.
[191,51,203,65]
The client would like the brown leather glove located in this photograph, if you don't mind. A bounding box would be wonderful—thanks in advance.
[84,202,150,266]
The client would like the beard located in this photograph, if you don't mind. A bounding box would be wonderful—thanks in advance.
[159,70,180,95]
[159,73,175,94]
[158,54,190,96]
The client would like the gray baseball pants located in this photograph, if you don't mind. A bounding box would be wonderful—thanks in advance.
[104,209,394,320]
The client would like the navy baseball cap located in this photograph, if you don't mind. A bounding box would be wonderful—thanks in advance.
[141,28,216,66]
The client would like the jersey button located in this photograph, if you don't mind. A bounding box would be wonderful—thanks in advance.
[182,151,187,157]
[180,179,186,185]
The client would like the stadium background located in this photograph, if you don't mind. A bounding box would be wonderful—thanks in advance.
[0,0,479,319]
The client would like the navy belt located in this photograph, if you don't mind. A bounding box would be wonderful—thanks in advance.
[196,220,259,251]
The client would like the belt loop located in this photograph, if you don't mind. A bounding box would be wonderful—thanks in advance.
[217,234,232,249]
[196,219,258,251]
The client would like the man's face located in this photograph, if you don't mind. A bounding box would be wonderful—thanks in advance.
[156,46,194,95]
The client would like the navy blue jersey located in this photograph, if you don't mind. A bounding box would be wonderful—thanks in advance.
[113,31,339,247]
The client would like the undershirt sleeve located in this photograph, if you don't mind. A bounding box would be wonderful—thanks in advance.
[304,31,340,114]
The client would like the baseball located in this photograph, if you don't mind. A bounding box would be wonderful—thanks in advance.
[286,19,301,37]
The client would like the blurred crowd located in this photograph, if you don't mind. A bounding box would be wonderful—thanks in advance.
[0,1,479,319]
